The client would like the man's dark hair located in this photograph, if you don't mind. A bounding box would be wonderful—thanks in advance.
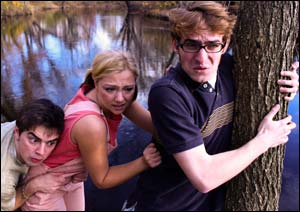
[16,98,65,135]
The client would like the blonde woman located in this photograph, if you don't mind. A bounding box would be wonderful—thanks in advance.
[21,50,161,211]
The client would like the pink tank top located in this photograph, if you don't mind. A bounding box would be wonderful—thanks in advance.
[44,85,122,168]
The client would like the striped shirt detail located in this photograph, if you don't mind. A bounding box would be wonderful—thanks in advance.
[200,101,234,138]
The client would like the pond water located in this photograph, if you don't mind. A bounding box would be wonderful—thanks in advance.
[1,8,298,211]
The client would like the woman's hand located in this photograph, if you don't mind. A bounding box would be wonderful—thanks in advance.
[142,143,161,168]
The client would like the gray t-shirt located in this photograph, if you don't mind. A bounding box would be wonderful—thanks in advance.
[1,121,28,211]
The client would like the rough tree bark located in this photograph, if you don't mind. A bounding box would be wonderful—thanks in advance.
[224,2,299,211]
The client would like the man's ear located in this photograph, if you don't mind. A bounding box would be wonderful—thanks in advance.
[172,39,179,53]
[14,127,20,141]
[222,38,231,54]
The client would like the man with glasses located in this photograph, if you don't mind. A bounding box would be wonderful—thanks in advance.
[123,1,299,211]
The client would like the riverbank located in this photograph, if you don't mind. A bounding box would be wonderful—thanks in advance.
[1,1,172,20]
[1,1,126,18]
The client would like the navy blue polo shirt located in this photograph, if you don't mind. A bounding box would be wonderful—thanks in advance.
[130,53,235,211]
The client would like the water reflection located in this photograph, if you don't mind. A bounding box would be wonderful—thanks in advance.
[1,7,298,211]
[1,8,174,121]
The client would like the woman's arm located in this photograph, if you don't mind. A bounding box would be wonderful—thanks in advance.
[73,115,160,189]
[123,101,153,134]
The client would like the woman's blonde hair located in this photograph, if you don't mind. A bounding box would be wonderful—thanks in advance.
[83,50,138,87]
[169,1,237,42]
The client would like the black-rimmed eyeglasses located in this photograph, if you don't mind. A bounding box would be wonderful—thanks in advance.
[177,39,226,53]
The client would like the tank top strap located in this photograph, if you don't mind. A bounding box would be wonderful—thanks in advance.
[63,101,110,142]
[64,101,103,116]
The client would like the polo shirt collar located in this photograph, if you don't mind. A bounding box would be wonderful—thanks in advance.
[175,63,216,93]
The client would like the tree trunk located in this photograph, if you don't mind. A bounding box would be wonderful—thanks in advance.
[224,2,299,211]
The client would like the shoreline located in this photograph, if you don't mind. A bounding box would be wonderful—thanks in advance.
[1,1,170,21]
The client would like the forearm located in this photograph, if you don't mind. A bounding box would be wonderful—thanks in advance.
[202,137,268,192]
[91,157,149,189]
[12,183,34,211]
[176,136,268,193]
